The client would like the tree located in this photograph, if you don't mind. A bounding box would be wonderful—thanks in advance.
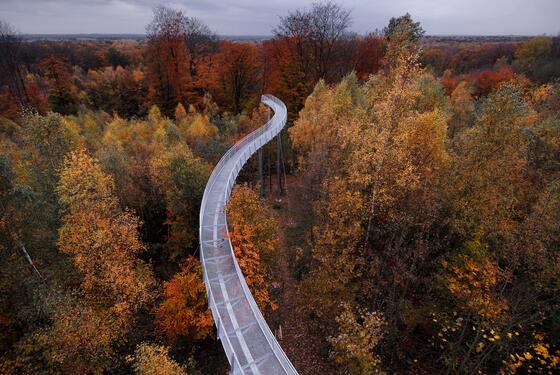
[39,56,79,115]
[182,16,218,104]
[184,113,218,147]
[86,66,146,117]
[209,41,260,114]
[146,6,191,117]
[227,185,278,311]
[468,65,514,98]
[274,0,354,112]
[447,84,535,240]
[150,145,210,258]
[383,13,425,44]
[444,238,510,321]
[129,343,189,375]
[0,21,29,112]
[269,38,311,118]
[0,155,43,279]
[146,6,216,116]
[383,13,424,67]
[290,55,451,368]
[49,148,156,372]
[353,33,385,81]
[515,37,553,75]
[57,148,155,310]
[106,46,130,68]
[328,303,386,374]
[175,102,187,123]
[448,81,475,138]
[155,256,213,343]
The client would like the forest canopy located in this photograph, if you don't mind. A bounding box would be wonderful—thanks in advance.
[1,1,560,374]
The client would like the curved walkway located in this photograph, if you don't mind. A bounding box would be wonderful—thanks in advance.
[199,95,298,375]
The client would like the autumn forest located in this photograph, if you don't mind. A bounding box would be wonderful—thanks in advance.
[1,1,560,374]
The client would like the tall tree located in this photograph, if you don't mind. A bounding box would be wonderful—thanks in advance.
[146,6,216,116]
[0,21,29,113]
[383,13,425,67]
[155,256,213,343]
[275,1,352,83]
[227,185,279,311]
[146,6,191,117]
[58,148,155,311]
[383,13,425,44]
[39,56,79,115]
[209,41,261,114]
[48,148,156,372]
[274,1,353,113]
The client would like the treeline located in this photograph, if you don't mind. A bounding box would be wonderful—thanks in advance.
[0,3,387,123]
[2,7,559,123]
[287,12,560,375]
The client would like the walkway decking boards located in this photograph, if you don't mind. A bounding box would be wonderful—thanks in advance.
[199,95,298,375]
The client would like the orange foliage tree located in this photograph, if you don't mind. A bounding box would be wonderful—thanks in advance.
[155,256,213,343]
[207,41,261,114]
[46,148,156,372]
[226,184,278,311]
[468,66,515,97]
[145,6,191,117]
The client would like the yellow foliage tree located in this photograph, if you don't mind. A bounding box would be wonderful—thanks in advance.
[175,103,187,123]
[57,148,155,311]
[328,303,386,374]
[129,343,188,375]
[444,237,510,320]
[184,113,218,147]
[39,148,157,372]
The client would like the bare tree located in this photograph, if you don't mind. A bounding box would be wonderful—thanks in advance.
[145,6,218,114]
[0,20,29,108]
[182,17,218,78]
[274,1,352,83]
[147,6,217,77]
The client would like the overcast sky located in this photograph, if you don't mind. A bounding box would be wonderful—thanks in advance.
[1,0,558,36]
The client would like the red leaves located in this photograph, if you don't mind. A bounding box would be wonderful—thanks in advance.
[441,66,515,99]
[155,256,213,343]
[469,66,514,98]
[353,34,386,81]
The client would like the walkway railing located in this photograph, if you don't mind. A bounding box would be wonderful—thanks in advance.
[199,95,298,374]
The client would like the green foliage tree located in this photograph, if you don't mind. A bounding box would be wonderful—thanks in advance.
[383,13,425,44]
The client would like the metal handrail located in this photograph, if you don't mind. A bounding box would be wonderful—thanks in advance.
[199,95,298,374]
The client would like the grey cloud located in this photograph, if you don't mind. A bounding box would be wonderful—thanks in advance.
[0,0,558,35]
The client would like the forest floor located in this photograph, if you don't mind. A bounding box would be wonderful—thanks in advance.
[267,176,335,375]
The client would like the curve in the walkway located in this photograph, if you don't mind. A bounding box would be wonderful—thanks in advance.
[199,95,298,375]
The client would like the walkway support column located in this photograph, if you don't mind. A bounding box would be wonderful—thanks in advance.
[258,147,264,197]
[277,133,284,195]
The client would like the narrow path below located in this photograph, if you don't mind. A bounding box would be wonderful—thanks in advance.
[270,176,335,375]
